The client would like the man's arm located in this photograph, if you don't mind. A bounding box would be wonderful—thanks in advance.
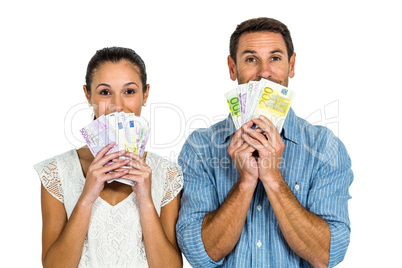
[263,178,331,267]
[202,124,259,261]
[243,116,331,267]
[176,126,258,267]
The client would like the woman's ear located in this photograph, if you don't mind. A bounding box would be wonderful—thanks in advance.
[83,85,91,105]
[143,84,150,106]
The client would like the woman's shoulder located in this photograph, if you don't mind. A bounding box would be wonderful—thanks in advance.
[34,149,78,173]
[146,152,183,207]
[145,151,181,174]
[33,150,77,203]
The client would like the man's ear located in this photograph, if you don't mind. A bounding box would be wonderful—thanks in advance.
[227,55,237,81]
[288,52,296,78]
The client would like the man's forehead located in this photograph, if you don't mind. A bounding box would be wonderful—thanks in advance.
[237,31,286,51]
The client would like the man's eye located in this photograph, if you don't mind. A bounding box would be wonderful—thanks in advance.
[271,56,281,61]
[246,57,256,63]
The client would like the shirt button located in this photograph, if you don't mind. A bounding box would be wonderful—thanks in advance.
[257,205,262,211]
[257,240,262,247]
[295,184,300,191]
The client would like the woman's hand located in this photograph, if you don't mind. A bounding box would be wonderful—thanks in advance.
[80,142,130,206]
[114,151,153,207]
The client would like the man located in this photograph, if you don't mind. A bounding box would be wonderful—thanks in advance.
[176,17,353,267]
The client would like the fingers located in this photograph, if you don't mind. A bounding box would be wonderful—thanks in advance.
[115,163,152,185]
[99,150,127,167]
[242,132,271,152]
[250,115,278,141]
[93,143,127,167]
[123,151,143,162]
[97,158,130,174]
[243,126,270,148]
[229,127,245,151]
[228,121,256,155]
[94,142,116,161]
[240,117,279,155]
[104,169,130,181]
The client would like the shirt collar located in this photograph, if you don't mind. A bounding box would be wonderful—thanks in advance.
[282,107,300,144]
[221,114,237,144]
[221,108,300,145]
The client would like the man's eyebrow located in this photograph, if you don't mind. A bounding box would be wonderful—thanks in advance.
[241,50,257,55]
[271,49,285,54]
[240,49,285,56]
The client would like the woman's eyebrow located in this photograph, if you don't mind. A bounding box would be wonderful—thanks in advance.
[95,82,139,89]
[123,82,139,87]
[96,83,111,89]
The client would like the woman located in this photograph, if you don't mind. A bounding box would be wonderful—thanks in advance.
[34,47,183,267]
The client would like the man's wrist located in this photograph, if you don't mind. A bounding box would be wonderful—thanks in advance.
[261,173,287,195]
[238,175,258,193]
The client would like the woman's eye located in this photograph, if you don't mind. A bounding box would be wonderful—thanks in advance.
[125,89,136,94]
[99,90,110,95]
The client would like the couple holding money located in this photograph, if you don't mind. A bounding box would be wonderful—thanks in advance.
[34,17,353,268]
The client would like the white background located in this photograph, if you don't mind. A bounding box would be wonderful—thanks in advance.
[1,0,401,267]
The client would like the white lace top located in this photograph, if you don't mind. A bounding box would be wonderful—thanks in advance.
[34,150,183,268]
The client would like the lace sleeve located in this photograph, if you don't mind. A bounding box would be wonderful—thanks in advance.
[34,159,64,203]
[161,162,183,207]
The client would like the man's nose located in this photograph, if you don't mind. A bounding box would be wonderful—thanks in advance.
[257,61,272,79]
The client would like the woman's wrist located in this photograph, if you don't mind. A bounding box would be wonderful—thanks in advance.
[138,198,155,210]
[77,195,96,210]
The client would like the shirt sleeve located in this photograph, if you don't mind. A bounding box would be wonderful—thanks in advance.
[161,161,184,207]
[34,158,64,203]
[176,131,224,268]
[306,131,353,267]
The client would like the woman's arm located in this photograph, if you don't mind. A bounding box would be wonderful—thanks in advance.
[41,186,92,267]
[118,152,183,268]
[41,144,128,267]
[141,194,183,268]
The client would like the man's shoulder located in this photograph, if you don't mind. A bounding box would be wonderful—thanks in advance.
[186,115,231,144]
[290,110,338,142]
[291,111,350,165]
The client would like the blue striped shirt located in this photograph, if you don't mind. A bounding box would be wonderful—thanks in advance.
[176,108,353,268]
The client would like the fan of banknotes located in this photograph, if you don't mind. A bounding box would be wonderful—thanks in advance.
[225,78,295,133]
[80,112,149,186]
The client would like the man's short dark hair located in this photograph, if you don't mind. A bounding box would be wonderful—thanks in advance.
[229,17,294,63]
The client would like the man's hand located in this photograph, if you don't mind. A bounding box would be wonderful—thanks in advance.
[227,121,259,190]
[243,115,330,267]
[242,116,285,189]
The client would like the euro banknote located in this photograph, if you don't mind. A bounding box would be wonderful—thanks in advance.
[225,78,295,133]
[80,112,150,186]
